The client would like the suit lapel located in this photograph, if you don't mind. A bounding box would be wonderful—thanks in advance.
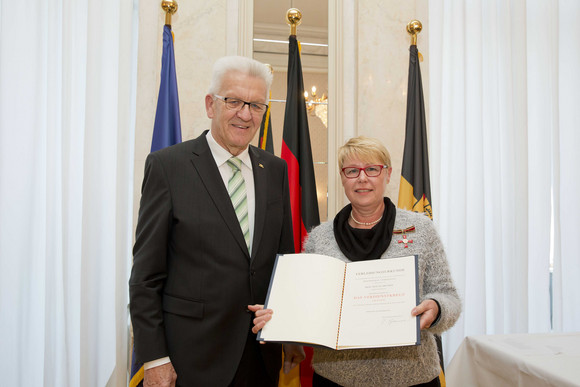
[189,132,250,258]
[250,147,267,261]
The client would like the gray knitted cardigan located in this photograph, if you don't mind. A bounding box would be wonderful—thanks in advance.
[303,208,461,387]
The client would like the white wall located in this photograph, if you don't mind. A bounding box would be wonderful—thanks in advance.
[134,0,430,223]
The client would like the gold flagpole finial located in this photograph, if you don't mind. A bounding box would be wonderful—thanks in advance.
[162,0,178,26]
[286,8,302,36]
[407,20,422,46]
[265,63,274,74]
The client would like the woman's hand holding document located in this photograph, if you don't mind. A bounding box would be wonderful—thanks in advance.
[256,253,420,350]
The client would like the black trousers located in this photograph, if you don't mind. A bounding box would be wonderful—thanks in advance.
[312,372,441,387]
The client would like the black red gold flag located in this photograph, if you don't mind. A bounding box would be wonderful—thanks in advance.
[281,35,320,252]
[397,44,432,219]
[280,34,320,387]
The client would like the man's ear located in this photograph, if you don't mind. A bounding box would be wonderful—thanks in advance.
[205,94,215,119]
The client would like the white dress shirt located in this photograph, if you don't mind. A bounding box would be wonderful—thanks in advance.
[206,130,256,254]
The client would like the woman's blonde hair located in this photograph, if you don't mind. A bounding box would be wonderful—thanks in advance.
[337,136,392,169]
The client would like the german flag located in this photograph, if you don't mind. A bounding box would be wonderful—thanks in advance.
[258,91,274,154]
[397,44,432,219]
[281,35,320,253]
[130,23,182,387]
[280,34,320,387]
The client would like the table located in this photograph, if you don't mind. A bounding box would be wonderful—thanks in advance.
[446,332,580,387]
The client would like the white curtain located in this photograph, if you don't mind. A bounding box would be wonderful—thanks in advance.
[0,0,137,385]
[429,0,580,365]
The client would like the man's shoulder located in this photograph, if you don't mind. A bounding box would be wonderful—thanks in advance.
[149,133,207,160]
[249,145,287,168]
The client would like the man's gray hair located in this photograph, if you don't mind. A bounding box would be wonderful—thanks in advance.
[208,56,272,99]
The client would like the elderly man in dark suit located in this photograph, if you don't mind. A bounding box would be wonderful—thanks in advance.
[129,56,304,386]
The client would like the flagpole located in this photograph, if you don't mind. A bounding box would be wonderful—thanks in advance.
[259,64,274,152]
[404,20,446,386]
[130,4,181,386]
[162,0,178,26]
[406,20,422,46]
[286,8,302,36]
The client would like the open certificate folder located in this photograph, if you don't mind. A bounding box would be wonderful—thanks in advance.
[257,253,420,350]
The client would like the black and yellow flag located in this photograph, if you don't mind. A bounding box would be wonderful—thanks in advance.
[398,44,446,386]
[398,44,432,219]
[258,91,274,154]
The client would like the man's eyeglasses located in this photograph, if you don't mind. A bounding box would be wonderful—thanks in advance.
[341,165,388,179]
[214,95,268,115]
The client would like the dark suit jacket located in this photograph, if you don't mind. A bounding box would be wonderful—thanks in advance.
[129,131,295,386]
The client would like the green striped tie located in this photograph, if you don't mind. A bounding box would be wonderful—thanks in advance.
[227,157,250,250]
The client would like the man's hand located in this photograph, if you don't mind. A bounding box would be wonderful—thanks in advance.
[282,344,305,374]
[248,304,273,335]
[411,299,439,330]
[144,362,177,387]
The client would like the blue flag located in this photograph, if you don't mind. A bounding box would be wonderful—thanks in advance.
[130,24,182,387]
[151,24,182,152]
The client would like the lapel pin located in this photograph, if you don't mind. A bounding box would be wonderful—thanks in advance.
[259,163,264,168]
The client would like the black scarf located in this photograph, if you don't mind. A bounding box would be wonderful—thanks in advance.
[333,197,396,262]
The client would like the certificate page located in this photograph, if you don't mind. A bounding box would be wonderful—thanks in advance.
[337,255,419,349]
[258,253,347,348]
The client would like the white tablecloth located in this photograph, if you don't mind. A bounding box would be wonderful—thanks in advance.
[446,332,580,387]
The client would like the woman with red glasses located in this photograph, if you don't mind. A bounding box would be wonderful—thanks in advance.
[254,136,461,386]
